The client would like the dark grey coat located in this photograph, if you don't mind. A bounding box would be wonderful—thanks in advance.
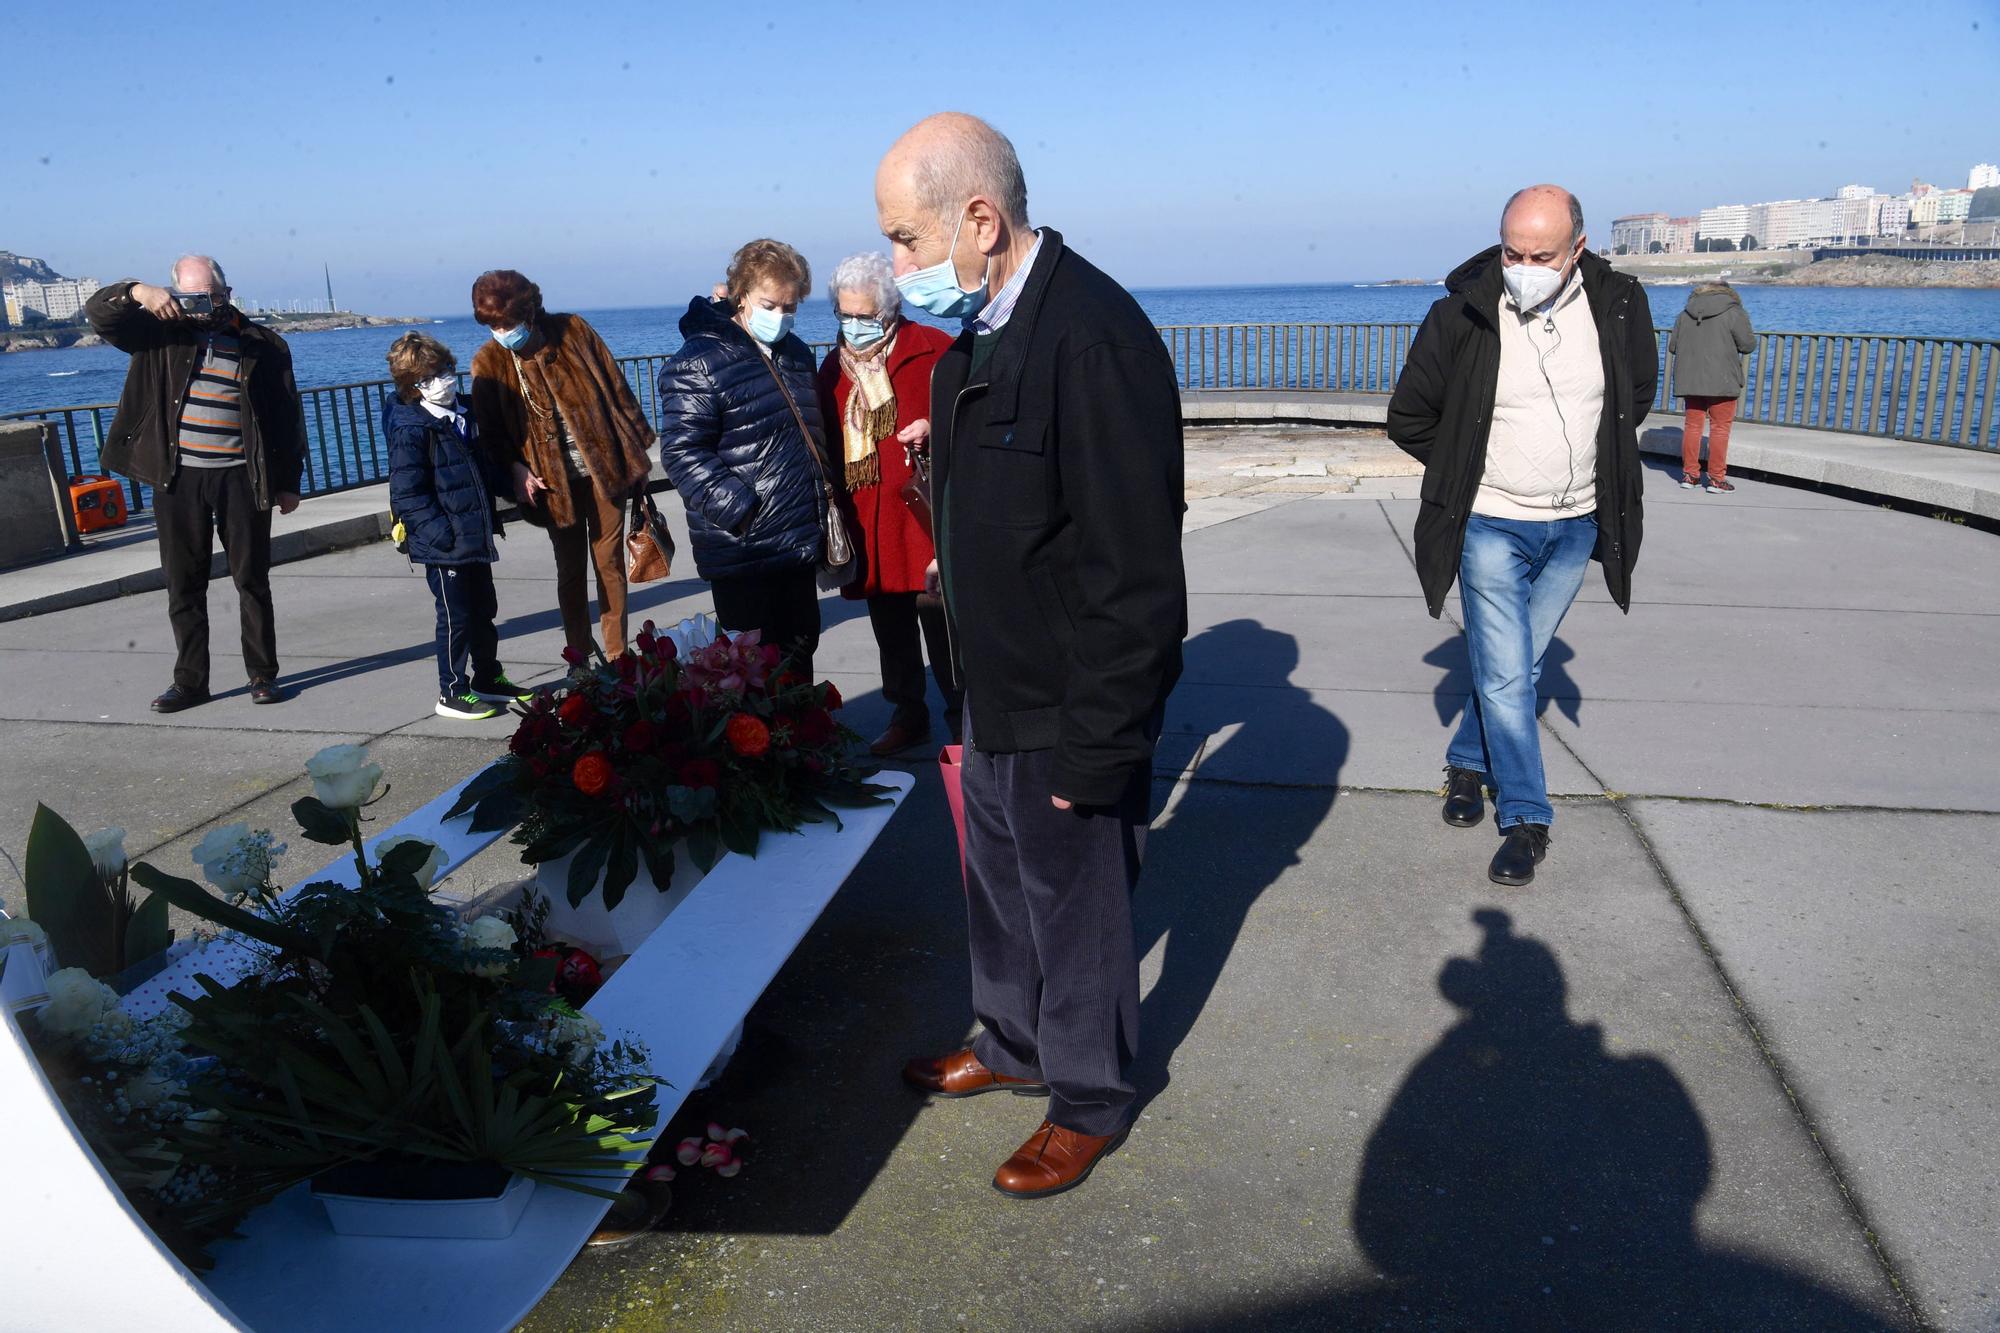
[1668,286,1755,399]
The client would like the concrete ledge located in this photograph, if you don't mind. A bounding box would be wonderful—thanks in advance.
[0,484,395,623]
[1182,390,1390,427]
[1181,390,2000,522]
[1640,422,2000,522]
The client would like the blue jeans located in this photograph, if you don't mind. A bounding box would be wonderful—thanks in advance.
[1445,513,1598,829]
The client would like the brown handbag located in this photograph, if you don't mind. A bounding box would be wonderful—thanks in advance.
[625,489,675,583]
[760,354,859,587]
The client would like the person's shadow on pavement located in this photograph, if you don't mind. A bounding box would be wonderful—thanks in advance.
[1131,618,1347,1116]
[1426,634,1581,730]
[1324,908,1903,1331]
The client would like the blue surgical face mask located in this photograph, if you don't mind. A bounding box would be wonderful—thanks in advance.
[745,304,794,345]
[840,315,887,349]
[894,208,990,320]
[491,323,532,351]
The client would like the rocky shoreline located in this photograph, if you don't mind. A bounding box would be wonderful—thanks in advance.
[0,311,430,354]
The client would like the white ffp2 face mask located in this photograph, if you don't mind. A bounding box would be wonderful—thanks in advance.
[1503,263,1564,312]
[418,375,458,408]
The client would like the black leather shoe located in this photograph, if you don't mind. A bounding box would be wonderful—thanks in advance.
[1442,767,1487,828]
[151,684,210,714]
[1489,824,1550,887]
[249,679,284,705]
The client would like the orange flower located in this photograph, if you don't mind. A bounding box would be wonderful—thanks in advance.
[725,713,771,758]
[571,752,614,797]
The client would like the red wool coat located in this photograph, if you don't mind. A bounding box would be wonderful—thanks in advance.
[816,321,953,599]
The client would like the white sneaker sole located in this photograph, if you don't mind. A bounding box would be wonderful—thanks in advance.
[436,702,500,720]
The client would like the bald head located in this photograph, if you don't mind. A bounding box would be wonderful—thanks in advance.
[877,113,1029,233]
[172,253,228,296]
[1500,186,1584,260]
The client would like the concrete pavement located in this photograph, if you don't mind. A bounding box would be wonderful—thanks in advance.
[0,444,1993,1330]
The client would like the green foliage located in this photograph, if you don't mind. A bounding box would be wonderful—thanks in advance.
[24,804,171,977]
[290,796,353,846]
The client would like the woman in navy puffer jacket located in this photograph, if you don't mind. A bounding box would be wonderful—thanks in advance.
[657,239,828,675]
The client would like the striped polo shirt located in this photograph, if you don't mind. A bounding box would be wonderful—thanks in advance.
[177,331,247,469]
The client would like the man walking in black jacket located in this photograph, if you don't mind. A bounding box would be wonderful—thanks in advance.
[877,113,1187,1198]
[1388,187,1654,886]
[88,256,305,712]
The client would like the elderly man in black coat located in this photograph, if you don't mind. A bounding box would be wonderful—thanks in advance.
[877,112,1187,1199]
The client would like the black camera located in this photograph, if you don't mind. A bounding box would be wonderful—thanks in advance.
[170,290,215,317]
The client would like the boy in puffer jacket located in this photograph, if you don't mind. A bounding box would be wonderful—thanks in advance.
[383,332,526,720]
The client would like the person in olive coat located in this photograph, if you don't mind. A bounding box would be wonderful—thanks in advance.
[1669,282,1756,493]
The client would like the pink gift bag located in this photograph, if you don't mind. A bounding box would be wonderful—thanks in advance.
[939,744,968,885]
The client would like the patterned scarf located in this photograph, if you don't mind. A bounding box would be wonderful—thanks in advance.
[836,328,899,491]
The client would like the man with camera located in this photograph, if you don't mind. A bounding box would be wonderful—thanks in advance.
[88,256,304,711]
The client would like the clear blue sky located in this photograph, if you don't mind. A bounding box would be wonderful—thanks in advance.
[8,0,1998,314]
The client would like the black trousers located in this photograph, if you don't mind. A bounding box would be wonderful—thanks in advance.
[867,592,962,736]
[424,563,501,697]
[711,565,821,679]
[963,733,1151,1137]
[154,465,277,691]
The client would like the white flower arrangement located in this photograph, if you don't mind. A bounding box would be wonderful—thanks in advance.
[82,827,128,881]
[38,968,124,1042]
[190,824,286,905]
[377,835,447,889]
[305,744,384,812]
[460,914,517,977]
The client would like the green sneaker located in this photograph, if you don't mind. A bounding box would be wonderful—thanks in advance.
[436,691,502,721]
[471,673,534,704]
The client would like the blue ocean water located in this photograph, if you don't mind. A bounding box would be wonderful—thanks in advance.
[7,282,2000,422]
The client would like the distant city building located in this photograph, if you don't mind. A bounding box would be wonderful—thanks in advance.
[1874,194,1911,236]
[1611,212,1672,253]
[1937,189,1975,223]
[1970,163,2000,191]
[1698,203,1752,246]
[1837,183,1875,200]
[0,276,97,322]
[1664,216,1696,253]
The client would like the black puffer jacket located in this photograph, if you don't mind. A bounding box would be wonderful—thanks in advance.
[656,298,826,580]
[383,391,506,566]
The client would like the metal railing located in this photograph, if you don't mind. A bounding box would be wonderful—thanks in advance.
[1167,321,2000,452]
[7,325,1996,517]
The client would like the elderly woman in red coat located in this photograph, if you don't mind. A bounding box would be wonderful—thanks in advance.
[816,252,962,756]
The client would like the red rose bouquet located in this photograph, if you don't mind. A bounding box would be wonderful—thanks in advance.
[449,617,889,909]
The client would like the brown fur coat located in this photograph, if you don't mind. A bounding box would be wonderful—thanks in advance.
[470,313,655,529]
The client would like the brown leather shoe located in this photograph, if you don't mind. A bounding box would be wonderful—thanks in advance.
[992,1120,1129,1199]
[870,722,932,758]
[901,1048,1048,1099]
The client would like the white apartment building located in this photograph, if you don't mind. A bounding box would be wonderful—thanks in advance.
[1938,189,1975,223]
[0,277,98,322]
[1874,194,1911,236]
[1970,163,2000,191]
[1698,203,1751,245]
[1837,183,1875,200]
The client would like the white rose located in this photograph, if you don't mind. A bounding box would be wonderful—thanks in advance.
[306,744,384,811]
[462,915,516,976]
[191,823,271,900]
[377,835,447,889]
[550,1010,604,1058]
[83,827,128,881]
[39,968,119,1041]
[125,1070,182,1110]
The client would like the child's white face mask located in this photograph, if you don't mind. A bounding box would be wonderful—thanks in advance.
[418,375,457,408]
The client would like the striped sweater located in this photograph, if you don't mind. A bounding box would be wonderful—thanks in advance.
[176,331,246,468]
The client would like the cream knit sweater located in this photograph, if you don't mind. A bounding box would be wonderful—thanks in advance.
[1475,273,1605,521]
